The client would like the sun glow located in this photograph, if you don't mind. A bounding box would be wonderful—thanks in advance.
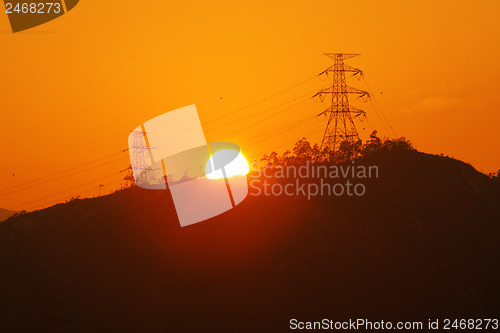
[206,150,250,179]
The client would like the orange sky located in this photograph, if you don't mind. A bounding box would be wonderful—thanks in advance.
[1,0,499,211]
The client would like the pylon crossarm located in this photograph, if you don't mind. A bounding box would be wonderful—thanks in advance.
[353,112,366,119]
[317,106,363,117]
[348,106,366,116]
[320,110,365,115]
[320,64,363,76]
[314,86,370,97]
[324,53,360,60]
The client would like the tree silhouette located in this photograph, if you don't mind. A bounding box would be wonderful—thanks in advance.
[258,131,414,168]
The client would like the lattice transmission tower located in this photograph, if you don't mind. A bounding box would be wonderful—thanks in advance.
[313,53,370,153]
[131,130,151,187]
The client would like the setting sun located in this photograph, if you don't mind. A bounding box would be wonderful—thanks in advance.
[206,150,250,179]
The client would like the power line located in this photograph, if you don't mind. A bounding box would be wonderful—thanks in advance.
[23,177,126,212]
[0,151,128,197]
[248,127,325,160]
[217,97,314,138]
[10,170,123,211]
[361,76,398,137]
[359,55,398,137]
[204,74,318,126]
[205,87,318,134]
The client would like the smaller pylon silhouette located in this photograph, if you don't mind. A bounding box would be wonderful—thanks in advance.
[130,131,151,186]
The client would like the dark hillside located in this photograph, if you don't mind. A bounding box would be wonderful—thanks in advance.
[0,208,17,222]
[0,149,499,332]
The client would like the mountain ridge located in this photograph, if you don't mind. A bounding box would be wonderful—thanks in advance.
[0,149,498,332]
[0,208,18,222]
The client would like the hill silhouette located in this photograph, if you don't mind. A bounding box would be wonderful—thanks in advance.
[0,208,17,222]
[0,149,499,332]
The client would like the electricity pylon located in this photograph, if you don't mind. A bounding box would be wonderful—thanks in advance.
[131,131,150,186]
[313,53,370,154]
